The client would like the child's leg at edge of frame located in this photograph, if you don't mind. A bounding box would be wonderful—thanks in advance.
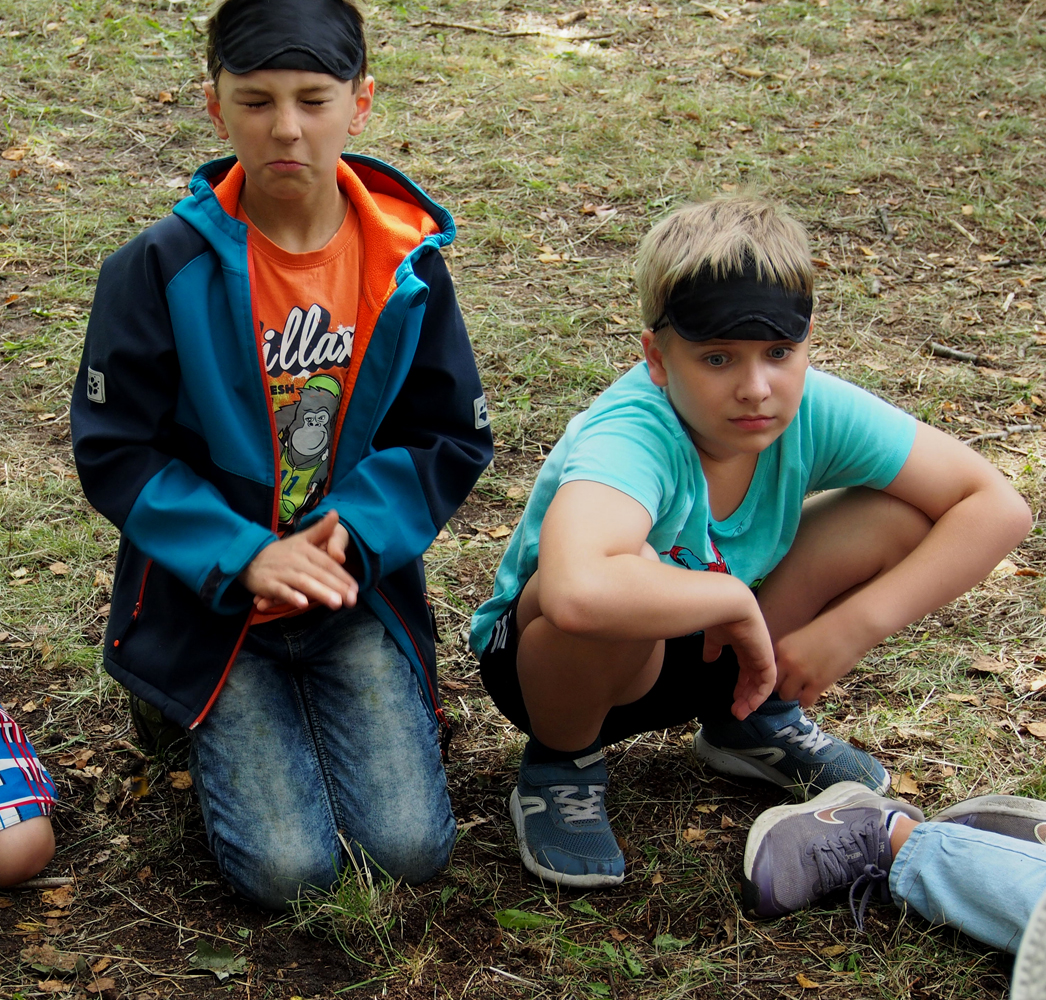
[0,815,55,887]
[890,822,1046,954]
[756,486,932,649]
[515,546,665,753]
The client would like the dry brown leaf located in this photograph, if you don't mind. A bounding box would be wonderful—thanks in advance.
[796,972,819,988]
[1026,722,1046,739]
[48,562,70,576]
[720,814,737,829]
[694,803,719,814]
[21,701,37,713]
[820,944,847,957]
[92,569,111,588]
[157,91,175,103]
[485,525,512,539]
[41,885,75,909]
[0,897,13,909]
[136,866,152,883]
[733,66,765,78]
[682,826,706,843]
[650,872,664,885]
[86,978,116,994]
[169,771,193,790]
[608,927,628,941]
[556,10,588,27]
[2,147,26,161]
[58,749,95,769]
[891,772,920,796]
[968,657,1007,675]
[91,956,111,974]
[944,693,981,706]
[992,558,1020,577]
[35,983,71,995]
[11,567,29,579]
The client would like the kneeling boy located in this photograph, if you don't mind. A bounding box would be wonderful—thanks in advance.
[73,0,492,908]
[470,196,1030,887]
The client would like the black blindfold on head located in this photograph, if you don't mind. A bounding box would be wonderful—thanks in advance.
[215,0,365,81]
[652,263,812,343]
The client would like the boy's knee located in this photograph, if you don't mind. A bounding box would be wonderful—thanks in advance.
[353,816,456,886]
[0,816,55,888]
[215,833,340,911]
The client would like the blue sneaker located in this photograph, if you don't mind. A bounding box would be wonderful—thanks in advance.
[694,701,889,800]
[510,747,625,888]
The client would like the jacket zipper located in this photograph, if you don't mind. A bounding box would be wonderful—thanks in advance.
[112,559,152,650]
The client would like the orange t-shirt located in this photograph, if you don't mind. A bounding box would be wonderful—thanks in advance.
[215,165,362,530]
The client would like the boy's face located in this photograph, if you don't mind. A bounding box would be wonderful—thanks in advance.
[642,330,810,461]
[204,68,373,207]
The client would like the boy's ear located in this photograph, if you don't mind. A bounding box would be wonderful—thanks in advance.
[204,82,230,141]
[347,76,375,137]
[641,329,669,387]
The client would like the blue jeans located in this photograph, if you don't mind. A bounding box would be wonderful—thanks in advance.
[188,603,456,910]
[890,822,1046,954]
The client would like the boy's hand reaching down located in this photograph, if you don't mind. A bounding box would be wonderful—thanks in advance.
[240,510,358,613]
[702,610,777,721]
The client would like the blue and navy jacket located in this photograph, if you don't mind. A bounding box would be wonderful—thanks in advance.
[71,154,493,733]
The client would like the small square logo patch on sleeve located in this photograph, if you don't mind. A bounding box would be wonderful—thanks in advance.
[473,394,490,429]
[86,367,106,403]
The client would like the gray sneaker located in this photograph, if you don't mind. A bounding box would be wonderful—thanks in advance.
[1013,886,1046,1000]
[742,781,925,926]
[931,795,1046,845]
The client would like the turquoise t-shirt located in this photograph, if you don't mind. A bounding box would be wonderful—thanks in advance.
[469,363,917,656]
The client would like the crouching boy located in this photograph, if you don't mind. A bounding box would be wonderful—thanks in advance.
[72,0,492,909]
[469,195,1030,887]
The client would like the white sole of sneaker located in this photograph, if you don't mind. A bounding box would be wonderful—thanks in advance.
[509,788,625,889]
[1013,884,1046,1000]
[693,731,891,799]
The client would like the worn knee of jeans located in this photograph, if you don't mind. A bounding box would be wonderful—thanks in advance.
[349,817,455,886]
[212,824,342,911]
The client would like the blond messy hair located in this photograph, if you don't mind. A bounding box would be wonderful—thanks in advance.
[635,195,813,334]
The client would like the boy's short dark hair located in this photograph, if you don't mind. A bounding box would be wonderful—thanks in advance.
[636,195,814,335]
[206,0,368,90]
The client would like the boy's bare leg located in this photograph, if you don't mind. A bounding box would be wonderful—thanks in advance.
[516,569,664,752]
[0,816,55,887]
[756,486,932,645]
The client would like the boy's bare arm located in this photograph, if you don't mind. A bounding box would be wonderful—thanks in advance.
[776,422,1032,705]
[240,510,359,612]
[537,480,776,715]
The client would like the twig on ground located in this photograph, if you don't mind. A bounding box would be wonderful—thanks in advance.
[964,424,1043,446]
[488,966,542,987]
[413,19,615,40]
[876,206,894,241]
[948,217,980,244]
[928,341,987,365]
[15,876,75,888]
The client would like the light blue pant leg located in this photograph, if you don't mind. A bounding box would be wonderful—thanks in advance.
[189,604,455,910]
[889,822,1046,954]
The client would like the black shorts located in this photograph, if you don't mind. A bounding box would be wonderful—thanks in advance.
[478,593,742,746]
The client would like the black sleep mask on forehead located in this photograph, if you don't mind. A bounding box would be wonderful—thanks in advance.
[651,264,812,343]
[215,0,365,81]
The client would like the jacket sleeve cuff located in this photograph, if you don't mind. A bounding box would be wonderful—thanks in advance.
[201,523,279,613]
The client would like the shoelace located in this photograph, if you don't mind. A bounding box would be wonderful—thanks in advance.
[774,718,832,754]
[549,783,606,823]
[810,817,889,932]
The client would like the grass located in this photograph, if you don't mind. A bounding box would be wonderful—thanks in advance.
[0,0,1044,996]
